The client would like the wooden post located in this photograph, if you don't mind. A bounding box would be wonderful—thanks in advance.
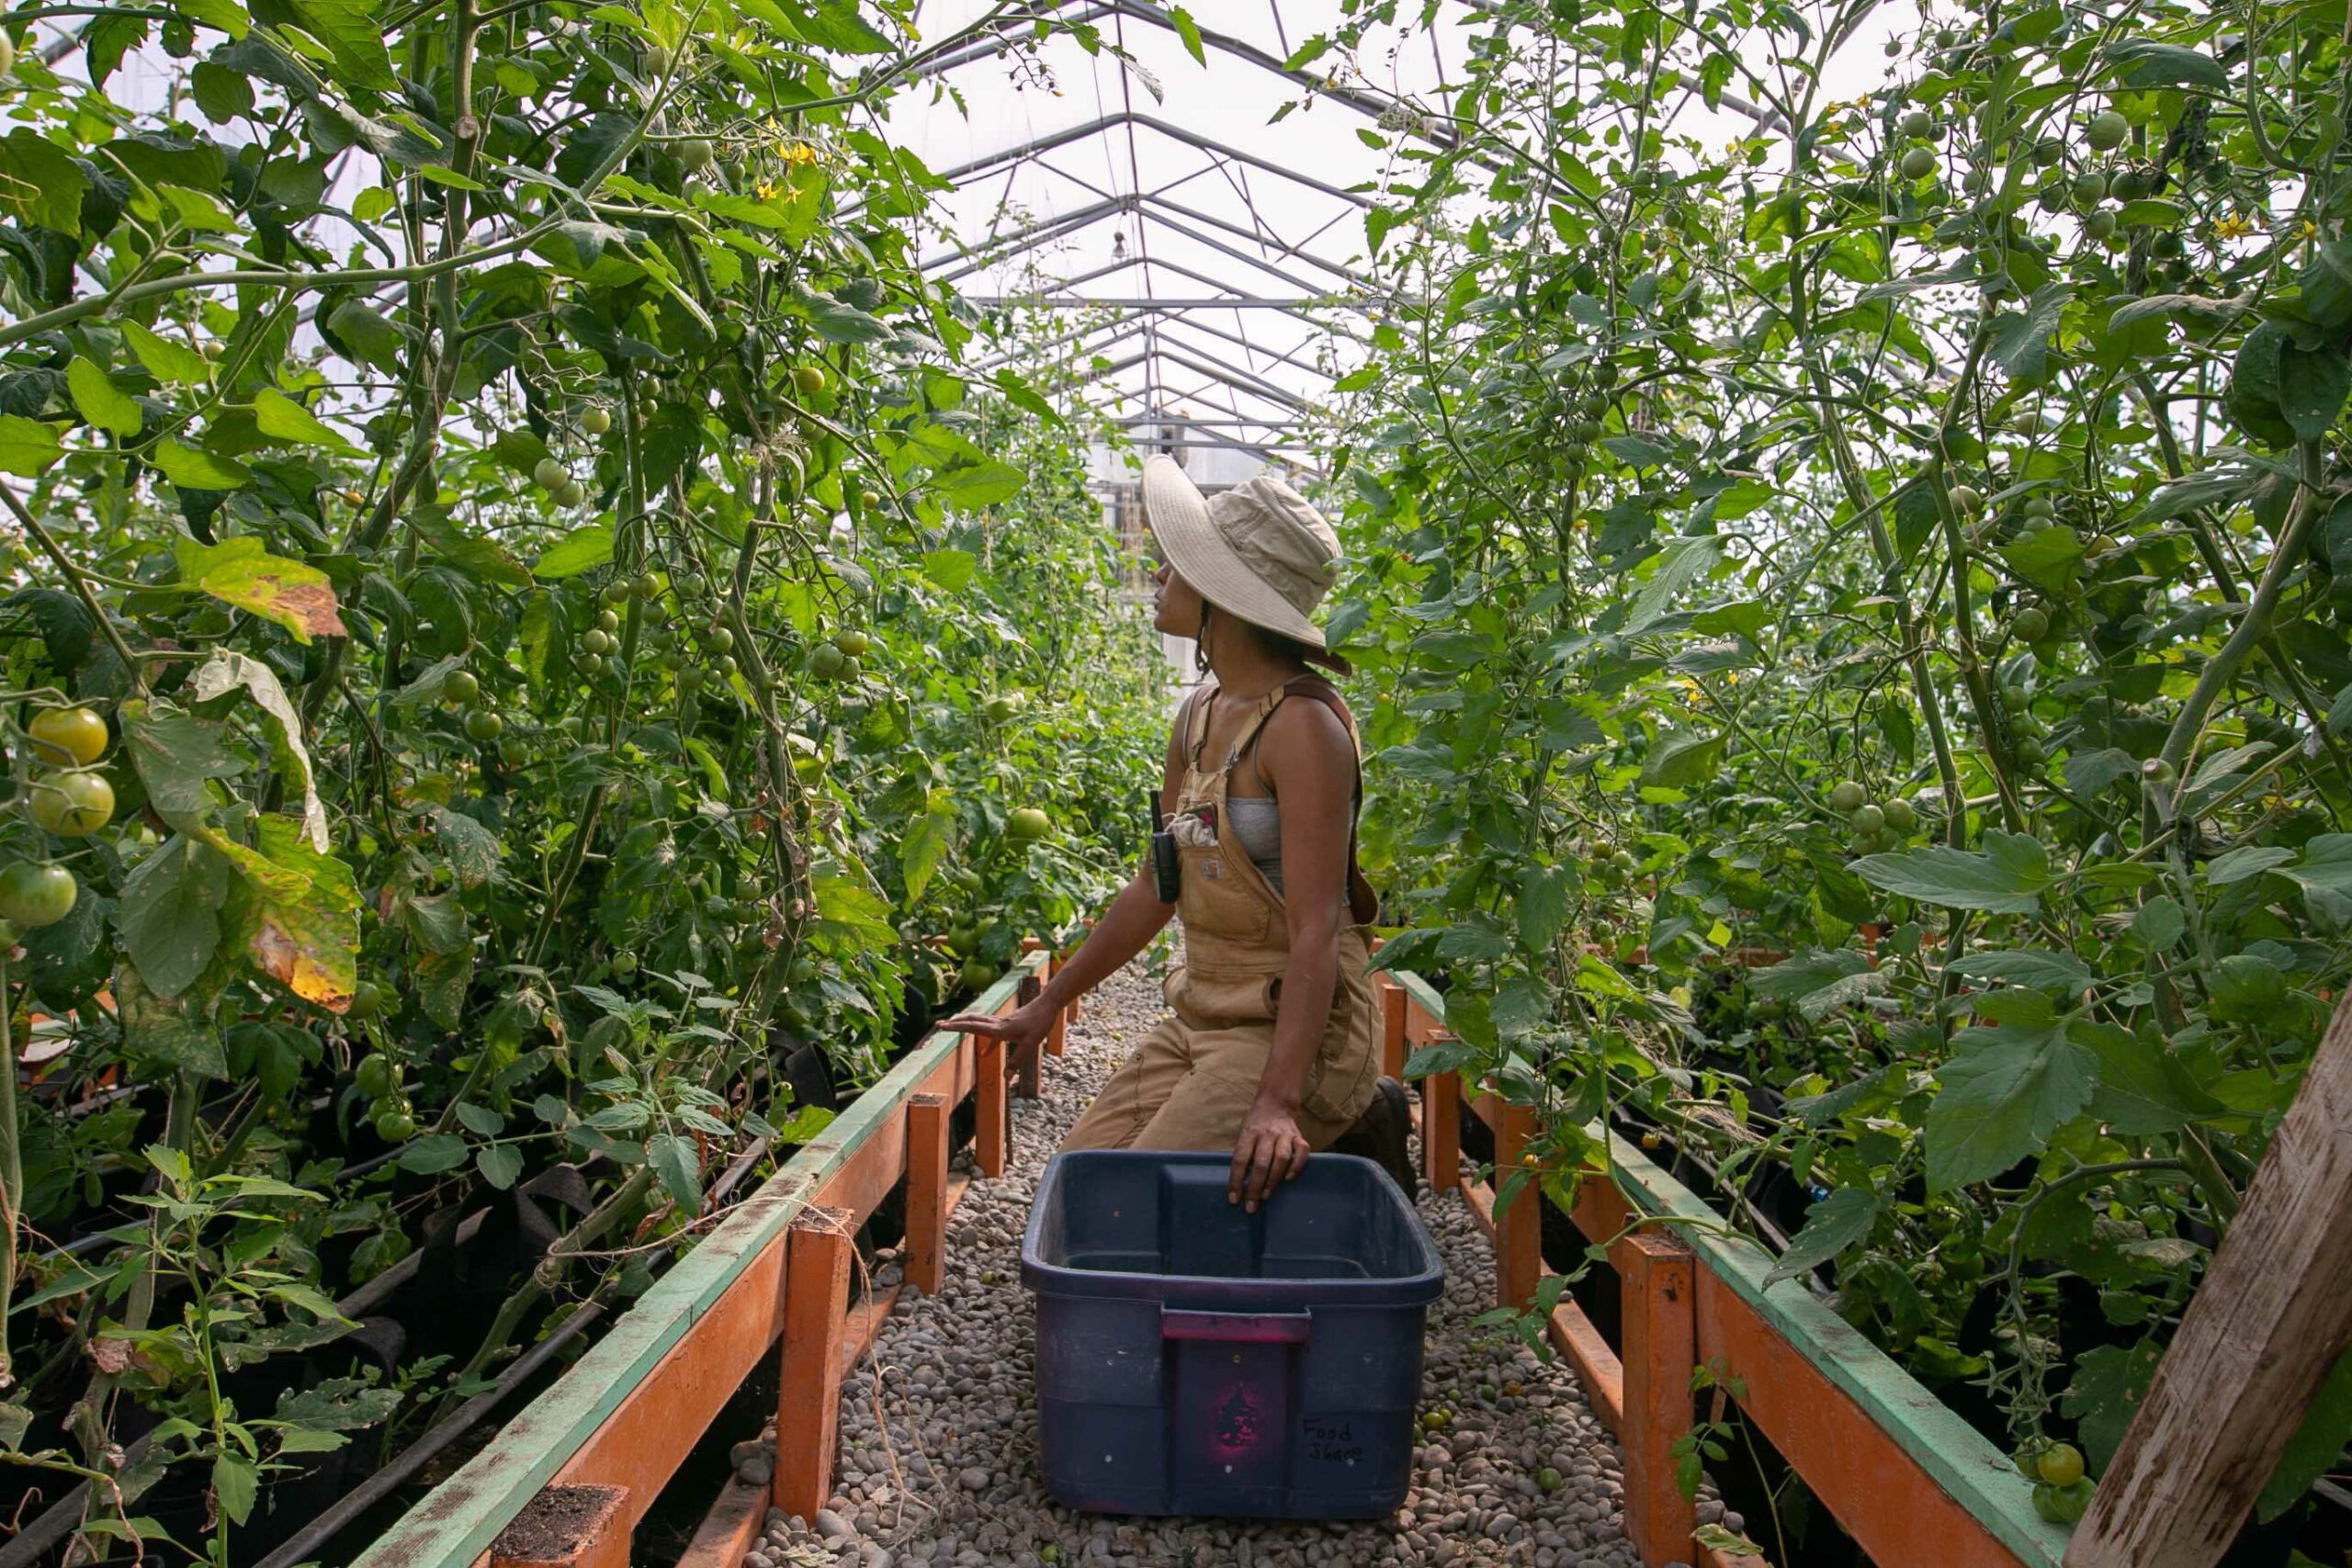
[1013,972,1045,1100]
[1045,955,1067,1058]
[774,1207,854,1523]
[973,1032,1007,1179]
[1379,977,1408,1081]
[1421,1053,1460,1193]
[1617,1229,1698,1568]
[2064,996,2352,1568]
[905,1094,949,1296]
[1492,1098,1543,1312]
[491,1483,631,1568]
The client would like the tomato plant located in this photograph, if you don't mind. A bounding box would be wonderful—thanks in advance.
[1312,0,2352,1541]
[0,1,1163,1558]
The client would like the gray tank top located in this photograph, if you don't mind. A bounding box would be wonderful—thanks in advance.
[1226,796,1285,895]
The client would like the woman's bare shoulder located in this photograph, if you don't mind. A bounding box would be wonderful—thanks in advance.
[1261,691,1353,770]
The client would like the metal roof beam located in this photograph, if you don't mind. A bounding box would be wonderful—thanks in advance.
[920,193,1131,279]
[967,309,1171,373]
[959,295,1333,309]
[1115,415,1306,429]
[1149,344,1315,412]
[1126,205,1342,299]
[922,110,1372,210]
[1139,192,1373,288]
[1156,314,1342,382]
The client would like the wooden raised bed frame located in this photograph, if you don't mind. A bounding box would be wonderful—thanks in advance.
[357,943,1058,1568]
[366,951,2075,1568]
[1383,969,2074,1568]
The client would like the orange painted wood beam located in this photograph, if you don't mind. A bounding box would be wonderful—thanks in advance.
[551,1195,793,1513]
[1378,977,1407,1080]
[972,1032,1007,1179]
[1013,972,1044,1099]
[1547,1296,1625,1434]
[673,1478,767,1568]
[837,1284,902,1381]
[489,1483,630,1568]
[1617,1229,1699,1568]
[1694,1269,2023,1568]
[1490,1098,1543,1313]
[904,1093,949,1297]
[1420,1062,1459,1192]
[774,1207,855,1523]
[1461,1174,1497,1242]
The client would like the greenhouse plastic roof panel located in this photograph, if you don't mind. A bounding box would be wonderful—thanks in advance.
[885,2,1463,457]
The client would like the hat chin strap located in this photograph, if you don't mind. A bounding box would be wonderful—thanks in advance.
[1193,602,1214,677]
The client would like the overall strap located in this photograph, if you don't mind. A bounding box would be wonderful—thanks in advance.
[1242,675,1378,925]
[1181,683,1219,770]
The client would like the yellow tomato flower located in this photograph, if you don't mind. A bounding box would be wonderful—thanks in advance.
[2211,213,2254,241]
[754,179,779,199]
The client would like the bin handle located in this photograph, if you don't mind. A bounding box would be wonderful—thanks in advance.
[1160,1307,1312,1344]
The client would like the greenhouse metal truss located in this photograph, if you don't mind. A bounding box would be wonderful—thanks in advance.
[888,0,1467,474]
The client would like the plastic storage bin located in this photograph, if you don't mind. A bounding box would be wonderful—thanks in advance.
[1020,1150,1445,1518]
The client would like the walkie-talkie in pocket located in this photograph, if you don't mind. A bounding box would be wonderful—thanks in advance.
[1146,789,1181,904]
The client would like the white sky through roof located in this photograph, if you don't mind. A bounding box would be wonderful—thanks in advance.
[887,3,1467,464]
[888,1,1918,471]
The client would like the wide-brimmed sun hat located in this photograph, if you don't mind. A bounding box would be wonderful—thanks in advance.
[1141,455,1340,649]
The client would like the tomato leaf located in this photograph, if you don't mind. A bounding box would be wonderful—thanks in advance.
[173,536,346,641]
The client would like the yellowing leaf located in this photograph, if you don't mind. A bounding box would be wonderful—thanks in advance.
[220,818,362,1012]
[173,536,346,643]
[190,650,331,851]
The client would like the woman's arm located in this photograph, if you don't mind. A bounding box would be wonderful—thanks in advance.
[1228,698,1357,1211]
[944,696,1192,1046]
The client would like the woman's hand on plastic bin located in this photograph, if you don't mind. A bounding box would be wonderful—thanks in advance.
[944,998,1055,1057]
[1230,1099,1310,1213]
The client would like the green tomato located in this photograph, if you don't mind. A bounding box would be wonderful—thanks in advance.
[355,1053,396,1097]
[373,1108,417,1143]
[2036,1442,2085,1487]
[1900,146,1938,181]
[532,457,569,491]
[1828,780,1867,814]
[2032,1478,2093,1525]
[466,710,504,741]
[444,670,481,705]
[1881,797,1917,834]
[582,406,613,435]
[2085,109,2128,152]
[348,981,386,1021]
[1898,108,1933,139]
[1849,803,1884,835]
[0,862,74,928]
[28,707,108,766]
[28,771,113,838]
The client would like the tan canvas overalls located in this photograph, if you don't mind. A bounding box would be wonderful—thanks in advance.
[1059,678,1382,1154]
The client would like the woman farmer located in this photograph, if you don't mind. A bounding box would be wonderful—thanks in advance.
[947,456,1410,1213]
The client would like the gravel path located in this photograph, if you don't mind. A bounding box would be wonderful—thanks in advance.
[747,964,1656,1568]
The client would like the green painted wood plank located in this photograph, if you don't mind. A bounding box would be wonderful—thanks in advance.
[357,954,1044,1568]
[1395,971,2070,1568]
